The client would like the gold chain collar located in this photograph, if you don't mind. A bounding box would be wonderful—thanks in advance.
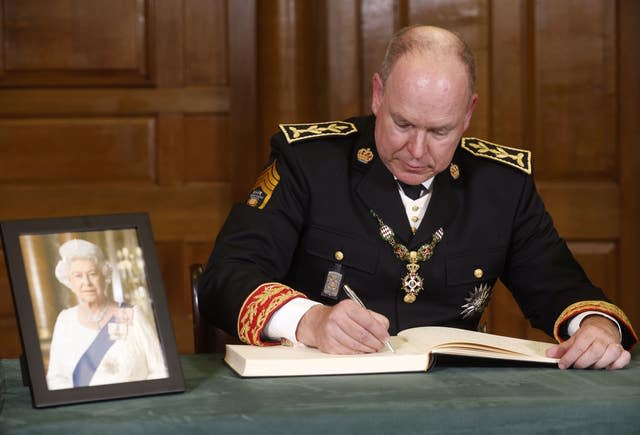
[371,210,444,303]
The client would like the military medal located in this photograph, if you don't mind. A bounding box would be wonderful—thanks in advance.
[371,210,444,303]
[460,283,492,319]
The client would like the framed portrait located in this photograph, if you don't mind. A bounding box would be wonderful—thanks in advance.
[1,213,185,407]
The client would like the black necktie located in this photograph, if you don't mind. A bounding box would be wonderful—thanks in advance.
[398,181,426,200]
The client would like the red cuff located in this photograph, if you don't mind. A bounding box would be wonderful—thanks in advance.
[237,282,306,346]
[554,300,638,350]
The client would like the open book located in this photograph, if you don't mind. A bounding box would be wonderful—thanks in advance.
[224,326,559,377]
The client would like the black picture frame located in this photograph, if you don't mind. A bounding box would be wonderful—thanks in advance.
[1,213,185,407]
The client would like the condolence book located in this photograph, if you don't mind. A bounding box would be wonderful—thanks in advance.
[225,326,559,377]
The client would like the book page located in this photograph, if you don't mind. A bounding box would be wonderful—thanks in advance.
[398,326,558,363]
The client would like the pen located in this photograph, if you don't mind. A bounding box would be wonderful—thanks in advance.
[343,284,395,353]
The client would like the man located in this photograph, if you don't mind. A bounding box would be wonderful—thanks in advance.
[199,25,637,369]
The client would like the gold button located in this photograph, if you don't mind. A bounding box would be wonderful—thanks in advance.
[412,206,419,211]
[334,251,344,261]
[474,268,483,279]
[411,216,419,222]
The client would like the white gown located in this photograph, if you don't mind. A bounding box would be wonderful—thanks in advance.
[46,304,168,390]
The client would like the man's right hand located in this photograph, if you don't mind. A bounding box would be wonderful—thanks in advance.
[295,300,391,354]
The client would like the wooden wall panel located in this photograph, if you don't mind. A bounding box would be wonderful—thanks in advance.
[0,118,155,183]
[183,115,231,183]
[1,0,149,86]
[324,0,361,120]
[184,0,228,86]
[533,0,616,179]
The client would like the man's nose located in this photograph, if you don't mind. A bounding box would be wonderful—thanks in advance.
[407,131,428,159]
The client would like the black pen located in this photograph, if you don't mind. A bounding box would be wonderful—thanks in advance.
[343,284,395,353]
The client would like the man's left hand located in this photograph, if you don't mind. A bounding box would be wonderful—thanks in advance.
[546,315,630,370]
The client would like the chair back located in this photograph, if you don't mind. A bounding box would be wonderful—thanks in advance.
[190,263,241,353]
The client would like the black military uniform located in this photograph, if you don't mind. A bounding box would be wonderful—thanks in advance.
[198,115,637,348]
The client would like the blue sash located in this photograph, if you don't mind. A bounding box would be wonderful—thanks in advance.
[72,317,116,387]
[72,303,131,387]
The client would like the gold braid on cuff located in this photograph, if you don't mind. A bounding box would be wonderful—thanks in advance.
[553,300,638,349]
[237,282,306,346]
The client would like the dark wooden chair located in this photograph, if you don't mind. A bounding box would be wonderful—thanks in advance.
[190,263,241,353]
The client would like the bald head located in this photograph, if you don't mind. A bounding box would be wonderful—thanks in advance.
[379,25,476,95]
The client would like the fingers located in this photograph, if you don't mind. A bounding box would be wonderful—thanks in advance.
[546,320,630,370]
[606,348,631,370]
[296,300,390,354]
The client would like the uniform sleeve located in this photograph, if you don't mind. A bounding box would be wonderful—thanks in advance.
[197,133,309,344]
[501,176,637,349]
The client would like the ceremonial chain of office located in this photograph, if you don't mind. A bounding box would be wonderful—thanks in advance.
[370,210,444,303]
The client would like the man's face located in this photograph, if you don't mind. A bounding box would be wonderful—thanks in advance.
[371,53,477,185]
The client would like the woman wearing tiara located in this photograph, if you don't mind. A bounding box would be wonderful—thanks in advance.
[46,238,168,390]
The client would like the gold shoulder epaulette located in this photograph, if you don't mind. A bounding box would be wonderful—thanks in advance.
[461,137,532,174]
[279,121,357,144]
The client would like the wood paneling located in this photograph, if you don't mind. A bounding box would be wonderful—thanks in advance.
[184,0,228,86]
[533,0,616,179]
[1,0,149,86]
[324,0,361,120]
[183,115,231,183]
[0,118,155,183]
[0,87,229,115]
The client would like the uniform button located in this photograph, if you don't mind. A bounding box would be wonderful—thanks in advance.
[412,206,419,212]
[334,251,344,261]
[474,268,483,279]
[411,216,419,222]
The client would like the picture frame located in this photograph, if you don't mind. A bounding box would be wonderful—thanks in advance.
[1,213,185,407]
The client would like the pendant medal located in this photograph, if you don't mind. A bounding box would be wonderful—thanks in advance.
[371,211,443,303]
[401,252,422,303]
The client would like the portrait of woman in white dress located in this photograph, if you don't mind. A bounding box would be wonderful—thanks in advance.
[45,238,168,390]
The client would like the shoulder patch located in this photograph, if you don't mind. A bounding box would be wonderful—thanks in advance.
[279,121,357,144]
[461,137,532,174]
[247,160,280,209]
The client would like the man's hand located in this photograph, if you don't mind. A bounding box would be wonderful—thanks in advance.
[295,300,390,354]
[546,315,630,370]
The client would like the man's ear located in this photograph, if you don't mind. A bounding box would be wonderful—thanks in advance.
[371,73,384,115]
[462,93,478,132]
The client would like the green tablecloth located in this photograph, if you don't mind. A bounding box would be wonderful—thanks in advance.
[1,351,638,434]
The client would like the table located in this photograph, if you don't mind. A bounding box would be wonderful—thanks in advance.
[1,351,638,434]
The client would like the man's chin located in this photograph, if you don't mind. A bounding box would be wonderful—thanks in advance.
[396,171,434,185]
